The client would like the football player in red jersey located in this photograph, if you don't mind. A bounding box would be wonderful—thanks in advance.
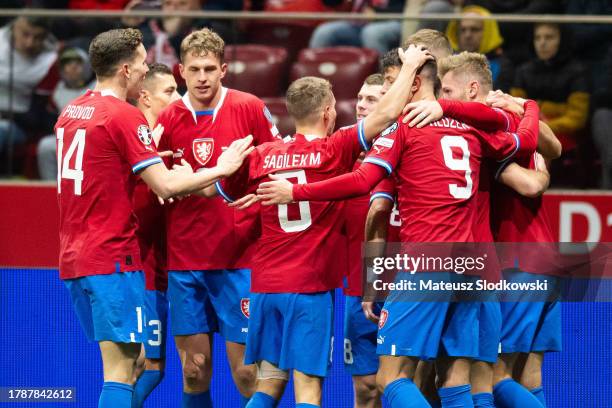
[155,28,281,407]
[202,45,433,408]
[55,28,253,408]
[131,63,180,408]
[257,58,541,407]
[343,73,385,408]
[415,52,561,408]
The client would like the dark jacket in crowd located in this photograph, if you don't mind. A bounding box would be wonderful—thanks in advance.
[511,27,590,149]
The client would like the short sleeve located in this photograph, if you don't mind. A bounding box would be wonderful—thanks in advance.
[250,98,280,144]
[328,122,366,170]
[108,105,162,173]
[362,121,403,175]
[370,177,397,204]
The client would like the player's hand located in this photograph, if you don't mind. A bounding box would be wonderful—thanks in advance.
[362,301,380,324]
[172,159,193,175]
[158,150,173,158]
[402,100,443,128]
[217,135,254,176]
[485,90,525,116]
[152,124,165,146]
[228,193,261,210]
[398,44,433,69]
[257,174,293,205]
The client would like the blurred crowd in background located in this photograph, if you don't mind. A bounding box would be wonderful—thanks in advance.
[0,0,611,189]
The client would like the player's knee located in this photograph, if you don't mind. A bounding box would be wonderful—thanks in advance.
[232,362,257,390]
[354,376,379,403]
[182,352,212,389]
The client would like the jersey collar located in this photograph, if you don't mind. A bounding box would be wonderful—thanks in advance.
[99,89,119,99]
[181,87,228,124]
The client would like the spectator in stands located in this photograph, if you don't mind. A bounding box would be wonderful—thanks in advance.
[592,44,612,189]
[308,0,406,55]
[445,5,511,89]
[0,17,59,174]
[37,47,95,180]
[463,0,561,64]
[511,23,590,153]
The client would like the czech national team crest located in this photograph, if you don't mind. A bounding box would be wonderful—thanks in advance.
[240,298,250,319]
[378,309,388,329]
[193,138,214,166]
[137,124,153,146]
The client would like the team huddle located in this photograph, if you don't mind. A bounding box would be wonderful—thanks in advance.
[56,25,562,408]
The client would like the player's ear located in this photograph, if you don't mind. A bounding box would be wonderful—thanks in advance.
[411,76,421,94]
[178,64,186,80]
[140,89,151,108]
[121,63,131,80]
[468,80,479,99]
[219,62,227,80]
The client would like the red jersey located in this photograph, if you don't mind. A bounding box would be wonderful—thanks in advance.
[363,107,538,243]
[492,153,555,245]
[343,160,370,297]
[133,180,167,291]
[370,176,402,243]
[218,124,366,293]
[55,90,162,280]
[157,88,278,270]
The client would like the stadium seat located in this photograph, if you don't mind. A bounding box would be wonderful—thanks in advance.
[245,22,316,63]
[290,47,379,100]
[261,97,294,137]
[335,99,357,130]
[224,45,289,97]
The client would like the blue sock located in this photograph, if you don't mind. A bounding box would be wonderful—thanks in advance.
[438,384,473,408]
[530,387,546,407]
[181,390,212,408]
[240,394,251,407]
[493,379,544,408]
[132,370,164,408]
[295,405,319,408]
[99,382,133,408]
[246,392,277,408]
[473,392,495,408]
[383,378,431,408]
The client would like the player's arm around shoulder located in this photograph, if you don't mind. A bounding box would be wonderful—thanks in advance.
[497,153,550,198]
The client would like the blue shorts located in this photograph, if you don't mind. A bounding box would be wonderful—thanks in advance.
[167,269,250,344]
[500,270,562,353]
[245,291,334,377]
[377,273,479,360]
[477,301,502,363]
[64,271,145,343]
[344,296,381,376]
[143,290,168,359]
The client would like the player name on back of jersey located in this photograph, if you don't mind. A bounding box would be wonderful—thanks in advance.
[263,152,322,170]
[62,104,95,120]
[429,117,470,130]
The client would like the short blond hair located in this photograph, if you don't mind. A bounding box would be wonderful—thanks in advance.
[286,76,333,123]
[438,51,492,91]
[180,28,224,63]
[364,73,384,86]
[404,29,453,59]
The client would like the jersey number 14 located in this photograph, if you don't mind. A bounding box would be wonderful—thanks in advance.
[56,128,86,195]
